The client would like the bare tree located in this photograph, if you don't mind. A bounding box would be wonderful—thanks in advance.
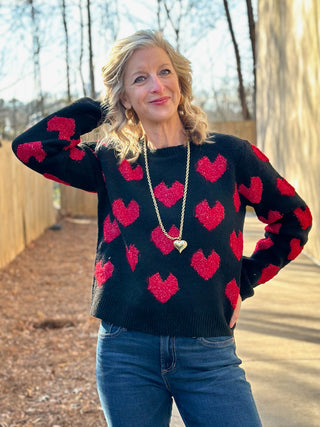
[246,0,256,115]
[87,0,95,98]
[159,0,196,50]
[157,0,163,32]
[163,0,181,49]
[78,0,87,97]
[154,0,205,51]
[61,0,71,102]
[223,0,250,120]
[98,0,120,43]
[28,0,45,115]
[0,0,256,126]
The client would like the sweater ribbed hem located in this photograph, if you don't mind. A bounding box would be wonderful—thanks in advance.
[91,301,232,338]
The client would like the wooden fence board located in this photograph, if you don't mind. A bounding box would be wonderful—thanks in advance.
[0,141,56,269]
[60,186,97,218]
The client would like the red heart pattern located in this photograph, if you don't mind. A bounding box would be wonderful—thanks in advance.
[229,230,243,260]
[151,225,179,254]
[265,223,282,235]
[257,264,279,284]
[154,181,184,207]
[148,273,179,303]
[95,260,114,287]
[191,249,220,280]
[196,154,227,183]
[258,210,282,224]
[119,159,143,181]
[239,177,263,204]
[195,200,225,230]
[126,244,139,271]
[63,138,81,151]
[233,184,241,212]
[13,97,313,326]
[17,141,46,163]
[288,238,303,260]
[47,116,75,140]
[251,145,269,162]
[276,178,295,196]
[254,237,274,253]
[225,279,239,309]
[103,214,121,243]
[69,147,85,161]
[293,206,312,230]
[112,199,139,227]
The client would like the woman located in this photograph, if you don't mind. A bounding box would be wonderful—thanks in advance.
[12,30,312,426]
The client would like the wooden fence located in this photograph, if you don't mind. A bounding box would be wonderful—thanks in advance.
[0,121,255,268]
[60,186,97,217]
[0,140,56,269]
[209,120,256,145]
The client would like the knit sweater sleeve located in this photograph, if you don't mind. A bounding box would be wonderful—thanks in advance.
[12,98,106,192]
[238,141,312,300]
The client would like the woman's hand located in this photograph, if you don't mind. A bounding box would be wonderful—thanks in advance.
[229,294,242,328]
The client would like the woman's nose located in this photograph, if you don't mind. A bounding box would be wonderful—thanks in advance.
[150,75,164,93]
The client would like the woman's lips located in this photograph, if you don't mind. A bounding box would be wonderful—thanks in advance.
[149,97,170,105]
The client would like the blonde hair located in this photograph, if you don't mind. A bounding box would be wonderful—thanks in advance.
[101,30,208,161]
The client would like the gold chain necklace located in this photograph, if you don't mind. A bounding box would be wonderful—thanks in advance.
[143,139,190,253]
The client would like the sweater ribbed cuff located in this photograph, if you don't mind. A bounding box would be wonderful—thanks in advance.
[240,256,256,300]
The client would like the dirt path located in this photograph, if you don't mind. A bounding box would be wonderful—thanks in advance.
[0,218,106,426]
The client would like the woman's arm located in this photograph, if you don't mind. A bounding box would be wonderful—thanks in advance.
[12,98,107,192]
[238,142,312,300]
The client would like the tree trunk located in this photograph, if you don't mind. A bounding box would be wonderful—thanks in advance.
[162,0,181,50]
[246,0,256,116]
[61,0,71,102]
[78,0,87,96]
[28,0,45,115]
[223,0,250,120]
[157,0,163,32]
[87,0,95,98]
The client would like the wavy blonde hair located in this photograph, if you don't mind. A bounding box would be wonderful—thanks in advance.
[101,30,208,161]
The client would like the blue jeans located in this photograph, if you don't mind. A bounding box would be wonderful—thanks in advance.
[96,321,262,427]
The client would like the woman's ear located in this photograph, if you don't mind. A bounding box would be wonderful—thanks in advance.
[120,94,131,110]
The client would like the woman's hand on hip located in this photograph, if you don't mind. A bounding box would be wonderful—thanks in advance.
[229,294,242,328]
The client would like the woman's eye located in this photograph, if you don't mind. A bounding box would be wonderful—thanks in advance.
[160,68,171,76]
[134,75,146,84]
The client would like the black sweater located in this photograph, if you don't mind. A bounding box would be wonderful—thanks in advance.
[12,98,312,337]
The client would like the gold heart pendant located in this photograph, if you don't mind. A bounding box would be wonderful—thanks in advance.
[173,240,188,253]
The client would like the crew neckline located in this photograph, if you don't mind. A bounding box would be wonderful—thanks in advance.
[143,140,193,157]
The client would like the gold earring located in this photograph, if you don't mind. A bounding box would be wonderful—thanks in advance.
[178,93,186,116]
[125,108,133,121]
[125,108,139,124]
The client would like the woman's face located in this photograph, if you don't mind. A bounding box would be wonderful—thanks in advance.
[121,46,181,129]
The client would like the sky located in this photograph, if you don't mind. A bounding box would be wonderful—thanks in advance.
[0,0,257,106]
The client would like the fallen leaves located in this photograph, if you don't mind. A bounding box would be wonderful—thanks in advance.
[0,218,106,426]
